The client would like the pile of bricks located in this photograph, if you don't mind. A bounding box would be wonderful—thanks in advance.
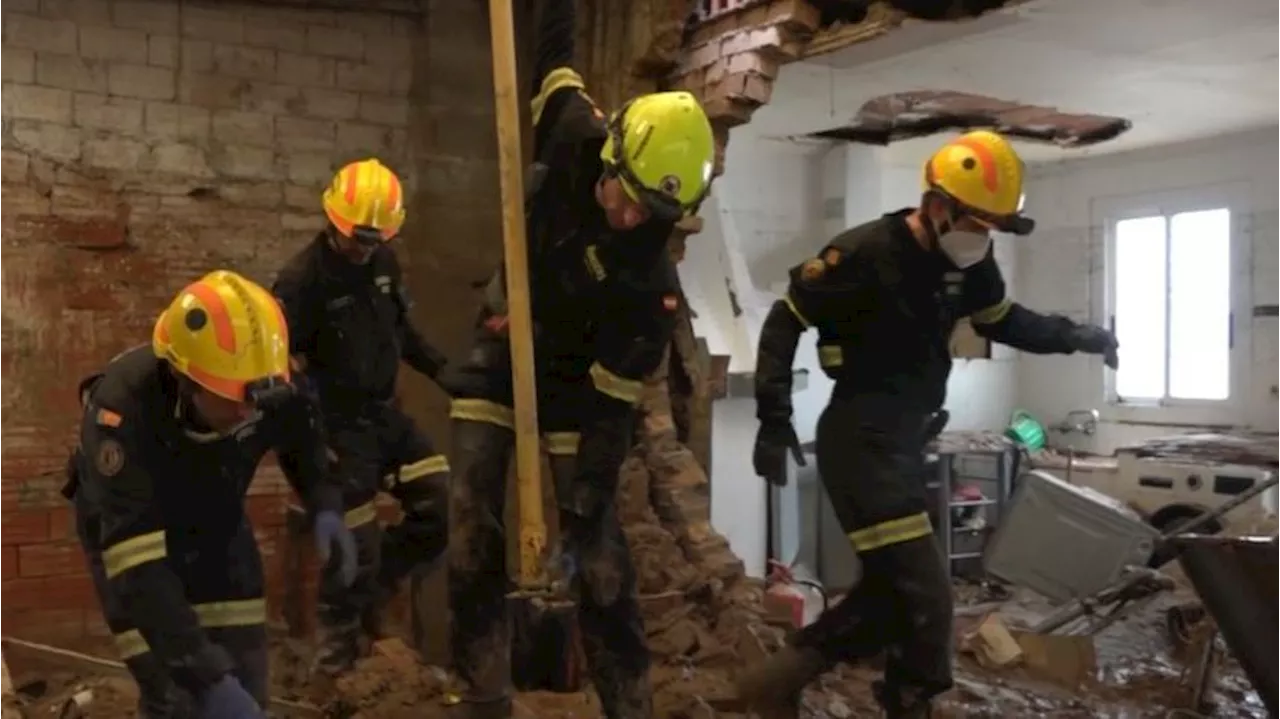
[671,0,822,127]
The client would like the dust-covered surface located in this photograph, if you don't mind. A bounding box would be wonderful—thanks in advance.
[5,459,1271,719]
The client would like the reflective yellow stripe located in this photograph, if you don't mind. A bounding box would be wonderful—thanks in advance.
[450,398,515,430]
[194,598,267,628]
[531,66,585,126]
[390,455,449,485]
[847,512,933,552]
[584,245,607,281]
[543,432,580,456]
[114,629,148,660]
[818,345,843,368]
[971,298,1012,325]
[102,531,167,580]
[783,292,811,328]
[589,362,642,405]
[111,598,267,660]
[344,501,377,529]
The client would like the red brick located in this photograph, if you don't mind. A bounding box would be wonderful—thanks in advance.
[246,494,285,528]
[18,541,87,578]
[3,577,49,611]
[2,511,50,544]
[44,573,98,610]
[2,546,18,580]
[1,608,86,642]
[47,506,74,541]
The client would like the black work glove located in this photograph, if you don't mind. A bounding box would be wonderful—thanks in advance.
[752,420,806,487]
[1067,324,1119,370]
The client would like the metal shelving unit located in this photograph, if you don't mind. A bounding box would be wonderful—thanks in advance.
[925,444,1017,577]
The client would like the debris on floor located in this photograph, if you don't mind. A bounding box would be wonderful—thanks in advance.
[3,449,1273,718]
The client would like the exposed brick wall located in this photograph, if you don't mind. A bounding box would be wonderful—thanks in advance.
[0,0,429,643]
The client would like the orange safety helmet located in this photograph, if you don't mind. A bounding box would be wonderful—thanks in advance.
[152,271,291,402]
[922,130,1035,235]
[322,158,406,241]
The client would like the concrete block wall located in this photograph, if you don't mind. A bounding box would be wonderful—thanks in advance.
[0,0,490,643]
[1016,127,1279,453]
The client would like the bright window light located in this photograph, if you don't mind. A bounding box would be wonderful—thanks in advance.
[1111,208,1231,403]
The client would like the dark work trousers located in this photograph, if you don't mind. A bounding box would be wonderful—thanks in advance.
[316,401,450,670]
[77,505,269,718]
[792,396,955,707]
[447,399,651,719]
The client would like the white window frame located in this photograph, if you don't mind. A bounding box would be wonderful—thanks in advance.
[1095,182,1253,426]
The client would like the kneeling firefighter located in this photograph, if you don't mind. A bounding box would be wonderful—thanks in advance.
[272,158,453,674]
[67,271,357,719]
[439,0,715,717]
[742,130,1120,718]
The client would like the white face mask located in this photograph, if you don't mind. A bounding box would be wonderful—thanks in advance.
[938,230,991,269]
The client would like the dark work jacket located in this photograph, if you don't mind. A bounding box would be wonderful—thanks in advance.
[756,210,1082,419]
[273,236,445,411]
[69,345,339,692]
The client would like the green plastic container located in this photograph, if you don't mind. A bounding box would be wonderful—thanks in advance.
[1006,409,1046,450]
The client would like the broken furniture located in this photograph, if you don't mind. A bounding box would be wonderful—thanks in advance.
[927,433,1017,578]
[986,470,1279,712]
[984,469,1160,604]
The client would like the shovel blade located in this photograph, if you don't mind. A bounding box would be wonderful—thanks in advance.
[508,590,584,693]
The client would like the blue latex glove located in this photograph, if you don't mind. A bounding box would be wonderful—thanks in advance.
[314,510,358,587]
[199,675,264,719]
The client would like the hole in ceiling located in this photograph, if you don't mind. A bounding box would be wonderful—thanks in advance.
[808,90,1132,147]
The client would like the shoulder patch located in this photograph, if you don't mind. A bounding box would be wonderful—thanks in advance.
[95,439,126,477]
[800,258,827,282]
[95,408,123,428]
[662,294,679,312]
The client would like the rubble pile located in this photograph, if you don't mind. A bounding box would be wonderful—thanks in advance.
[5,432,1272,718]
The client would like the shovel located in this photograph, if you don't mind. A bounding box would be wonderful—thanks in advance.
[486,0,583,693]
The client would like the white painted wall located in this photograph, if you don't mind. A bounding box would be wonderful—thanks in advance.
[1015,127,1280,454]
[688,62,1026,575]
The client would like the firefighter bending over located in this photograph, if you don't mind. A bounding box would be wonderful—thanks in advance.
[67,271,356,719]
[741,130,1119,719]
[273,158,452,674]
[440,0,714,716]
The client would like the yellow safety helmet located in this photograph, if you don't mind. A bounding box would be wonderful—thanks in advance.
[922,130,1035,235]
[152,271,291,403]
[322,158,407,242]
[600,91,715,222]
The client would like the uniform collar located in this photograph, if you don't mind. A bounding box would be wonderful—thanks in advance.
[886,208,948,273]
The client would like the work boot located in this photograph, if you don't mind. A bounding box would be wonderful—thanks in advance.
[313,621,361,677]
[872,680,934,719]
[733,645,825,719]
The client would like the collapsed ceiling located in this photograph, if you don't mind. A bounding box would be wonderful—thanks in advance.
[808,90,1133,147]
[806,0,1017,24]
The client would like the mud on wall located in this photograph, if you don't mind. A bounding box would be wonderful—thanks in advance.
[0,0,498,642]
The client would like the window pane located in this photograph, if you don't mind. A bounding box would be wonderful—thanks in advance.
[1169,208,1231,400]
[1113,216,1167,400]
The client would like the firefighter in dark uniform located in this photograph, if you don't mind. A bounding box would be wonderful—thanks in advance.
[440,1,714,716]
[272,158,452,674]
[68,271,357,719]
[742,130,1120,718]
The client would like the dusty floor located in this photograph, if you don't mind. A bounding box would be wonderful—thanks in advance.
[5,581,1268,719]
[3,477,1270,718]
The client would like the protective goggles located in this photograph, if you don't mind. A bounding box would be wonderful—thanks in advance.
[350,224,386,247]
[243,375,295,409]
[930,187,1035,236]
